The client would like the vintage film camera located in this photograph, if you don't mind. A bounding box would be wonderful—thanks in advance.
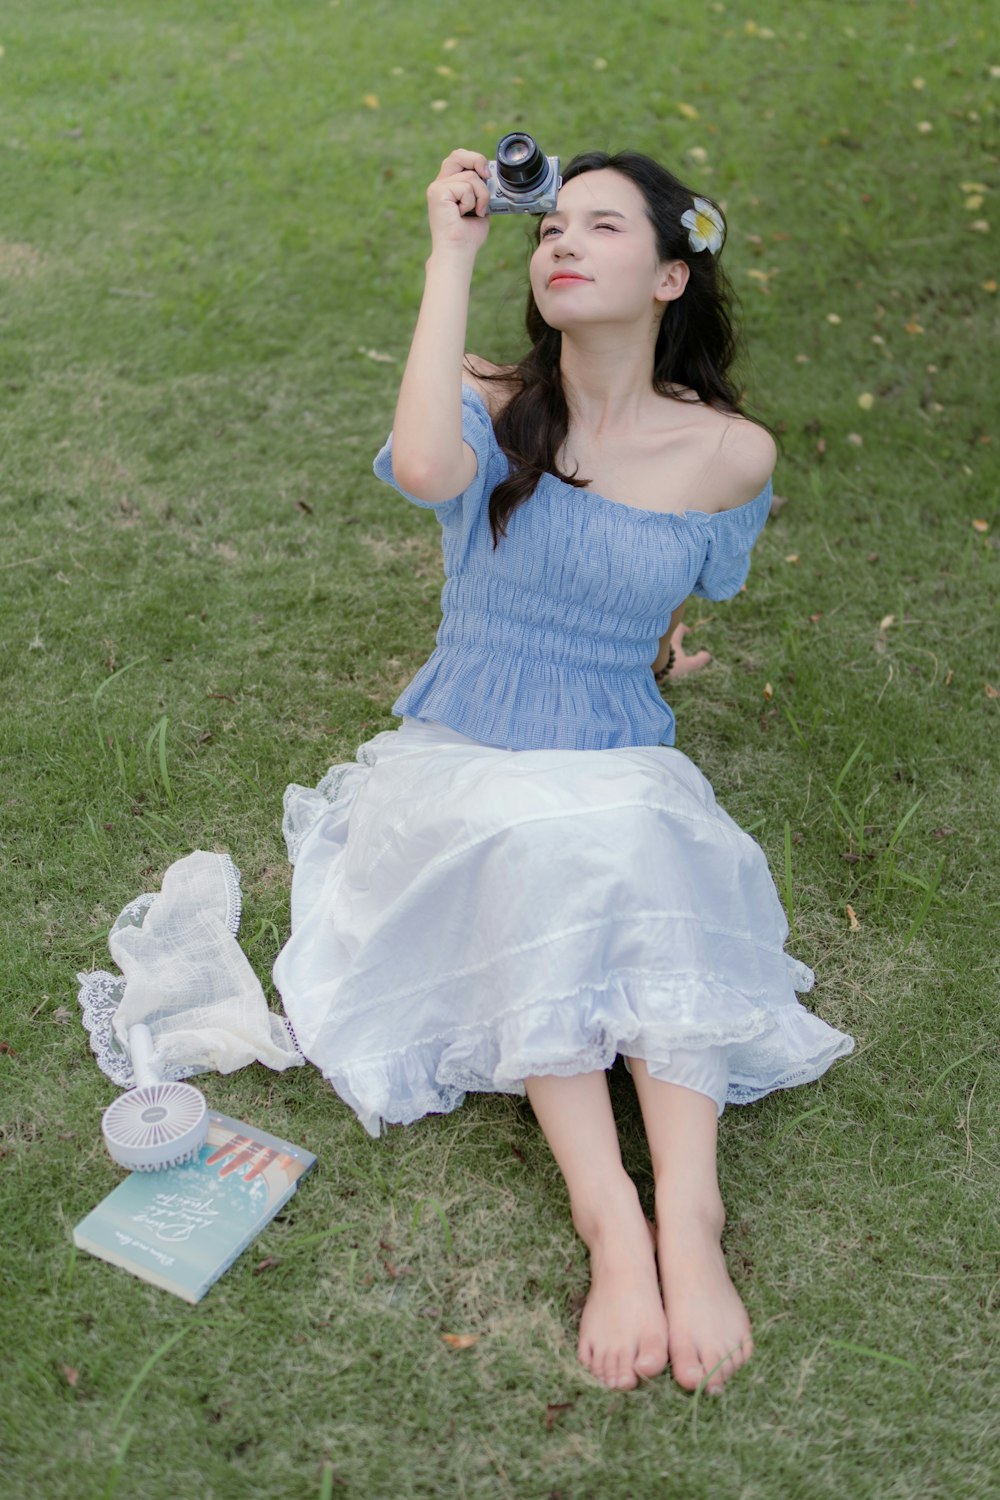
[486,132,561,215]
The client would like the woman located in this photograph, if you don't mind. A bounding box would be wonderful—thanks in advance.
[274,148,853,1396]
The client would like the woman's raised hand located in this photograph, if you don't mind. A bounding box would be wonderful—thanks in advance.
[426,149,491,255]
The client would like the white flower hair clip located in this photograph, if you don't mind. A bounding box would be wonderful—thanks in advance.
[681,197,725,255]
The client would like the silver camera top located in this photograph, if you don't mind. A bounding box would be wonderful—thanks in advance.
[486,132,561,215]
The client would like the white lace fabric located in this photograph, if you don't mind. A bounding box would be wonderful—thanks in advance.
[78,851,301,1085]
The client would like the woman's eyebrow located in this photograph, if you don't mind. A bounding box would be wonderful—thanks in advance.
[540,208,629,223]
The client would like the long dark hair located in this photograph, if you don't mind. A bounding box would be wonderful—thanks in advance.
[473,150,749,547]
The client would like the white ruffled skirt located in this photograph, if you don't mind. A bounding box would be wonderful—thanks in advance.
[274,719,853,1137]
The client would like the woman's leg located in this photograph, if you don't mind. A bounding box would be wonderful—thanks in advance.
[628,1057,753,1395]
[524,1071,668,1390]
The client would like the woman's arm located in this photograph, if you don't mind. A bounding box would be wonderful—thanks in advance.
[390,149,492,503]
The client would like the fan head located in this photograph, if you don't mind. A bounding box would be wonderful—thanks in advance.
[102,1080,209,1172]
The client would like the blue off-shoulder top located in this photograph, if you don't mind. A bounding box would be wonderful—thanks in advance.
[373,387,772,752]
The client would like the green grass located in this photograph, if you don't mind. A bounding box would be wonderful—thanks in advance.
[2,1,998,1496]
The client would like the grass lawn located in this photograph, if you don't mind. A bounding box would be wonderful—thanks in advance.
[1,1,998,1496]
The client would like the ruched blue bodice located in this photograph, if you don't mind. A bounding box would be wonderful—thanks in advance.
[373,387,772,751]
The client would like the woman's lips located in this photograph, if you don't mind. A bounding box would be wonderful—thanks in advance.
[548,273,590,286]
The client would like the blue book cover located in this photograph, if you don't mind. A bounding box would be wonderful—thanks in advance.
[73,1113,317,1303]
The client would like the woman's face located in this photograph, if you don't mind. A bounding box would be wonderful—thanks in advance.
[530,169,682,331]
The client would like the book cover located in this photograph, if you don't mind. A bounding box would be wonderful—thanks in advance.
[73,1112,317,1303]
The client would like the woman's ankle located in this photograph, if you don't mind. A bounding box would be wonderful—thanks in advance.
[654,1179,726,1240]
[570,1170,644,1248]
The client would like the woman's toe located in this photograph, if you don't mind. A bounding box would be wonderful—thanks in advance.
[668,1341,706,1392]
[634,1337,669,1381]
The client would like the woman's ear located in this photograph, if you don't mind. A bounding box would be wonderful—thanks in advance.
[655,259,690,304]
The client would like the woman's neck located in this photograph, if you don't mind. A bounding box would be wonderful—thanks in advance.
[558,328,659,434]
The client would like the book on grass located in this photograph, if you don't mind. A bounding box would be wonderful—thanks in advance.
[73,1112,316,1303]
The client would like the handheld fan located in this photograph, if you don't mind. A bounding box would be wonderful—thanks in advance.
[101,1023,209,1171]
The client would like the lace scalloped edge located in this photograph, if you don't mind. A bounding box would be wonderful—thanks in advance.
[76,967,203,1087]
[218,852,243,937]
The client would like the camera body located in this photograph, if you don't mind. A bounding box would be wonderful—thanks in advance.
[486,132,561,215]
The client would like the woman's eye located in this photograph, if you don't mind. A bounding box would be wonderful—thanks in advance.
[540,225,561,238]
[595,222,619,232]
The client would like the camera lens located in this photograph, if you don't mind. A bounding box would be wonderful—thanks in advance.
[495,133,547,193]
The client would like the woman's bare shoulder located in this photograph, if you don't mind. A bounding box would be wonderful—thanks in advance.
[462,354,520,418]
[696,408,776,511]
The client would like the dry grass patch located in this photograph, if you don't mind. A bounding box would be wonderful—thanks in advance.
[0,238,47,279]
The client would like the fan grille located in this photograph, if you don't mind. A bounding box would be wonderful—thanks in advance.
[102,1082,208,1170]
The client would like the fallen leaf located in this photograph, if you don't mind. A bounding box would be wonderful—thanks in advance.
[911,76,925,89]
[357,346,394,363]
[867,551,880,563]
[932,827,955,840]
[847,432,864,447]
[983,280,998,293]
[972,519,989,533]
[442,37,458,50]
[969,220,990,233]
[677,102,699,120]
[295,499,314,515]
[435,65,454,77]
[253,1256,281,1275]
[61,1365,80,1388]
[875,614,894,652]
[961,181,988,193]
[846,903,861,931]
[592,57,608,70]
[51,1007,71,1024]
[816,437,827,455]
[826,313,842,325]
[361,93,380,109]
[545,1401,574,1430]
[985,683,999,699]
[0,1041,18,1056]
[430,99,448,112]
[441,1333,479,1349]
[810,613,823,624]
[763,682,773,700]
[916,121,933,135]
[964,194,984,211]
[904,321,924,335]
[784,553,800,564]
[944,669,954,687]
[857,392,875,411]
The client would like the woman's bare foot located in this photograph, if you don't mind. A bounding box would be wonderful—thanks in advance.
[656,1194,753,1395]
[573,1180,669,1390]
[666,622,712,680]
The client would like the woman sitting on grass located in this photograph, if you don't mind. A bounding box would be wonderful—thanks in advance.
[274,146,853,1395]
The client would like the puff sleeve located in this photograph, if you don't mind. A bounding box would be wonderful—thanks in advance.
[373,386,507,515]
[690,482,772,600]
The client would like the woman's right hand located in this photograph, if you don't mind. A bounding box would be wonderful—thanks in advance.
[426,149,491,256]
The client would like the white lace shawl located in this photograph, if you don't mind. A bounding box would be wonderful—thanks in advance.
[78,850,301,1085]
